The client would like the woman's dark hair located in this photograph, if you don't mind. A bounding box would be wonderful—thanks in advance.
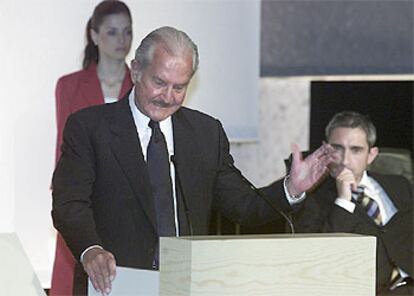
[83,0,132,69]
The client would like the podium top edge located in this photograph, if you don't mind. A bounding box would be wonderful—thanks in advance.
[160,233,375,241]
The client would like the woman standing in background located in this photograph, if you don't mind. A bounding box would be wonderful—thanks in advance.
[51,1,133,295]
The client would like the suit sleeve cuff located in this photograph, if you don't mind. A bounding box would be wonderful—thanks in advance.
[334,198,356,213]
[283,175,306,205]
[80,245,103,262]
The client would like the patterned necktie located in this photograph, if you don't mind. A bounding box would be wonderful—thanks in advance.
[354,185,383,226]
[389,267,409,291]
[147,120,175,237]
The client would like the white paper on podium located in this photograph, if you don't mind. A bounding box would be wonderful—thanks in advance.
[88,266,159,296]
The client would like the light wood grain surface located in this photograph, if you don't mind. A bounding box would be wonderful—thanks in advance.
[160,233,376,296]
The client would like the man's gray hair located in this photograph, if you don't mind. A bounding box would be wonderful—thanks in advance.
[134,26,199,76]
[325,111,377,147]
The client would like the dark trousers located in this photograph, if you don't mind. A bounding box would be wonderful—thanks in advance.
[72,262,88,296]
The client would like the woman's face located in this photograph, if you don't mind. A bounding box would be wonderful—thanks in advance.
[91,13,132,62]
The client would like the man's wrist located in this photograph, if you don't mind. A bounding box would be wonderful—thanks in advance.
[285,175,303,199]
[80,245,103,262]
[284,175,306,204]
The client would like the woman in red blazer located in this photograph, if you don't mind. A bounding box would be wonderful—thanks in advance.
[51,1,133,295]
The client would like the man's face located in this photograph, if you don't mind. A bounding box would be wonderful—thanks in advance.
[130,45,193,122]
[328,127,378,183]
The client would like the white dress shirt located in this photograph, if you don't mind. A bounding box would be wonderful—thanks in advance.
[104,97,118,104]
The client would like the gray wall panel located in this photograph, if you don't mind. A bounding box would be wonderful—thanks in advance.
[261,0,414,76]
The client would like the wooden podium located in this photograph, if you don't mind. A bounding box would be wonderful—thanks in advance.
[160,233,376,296]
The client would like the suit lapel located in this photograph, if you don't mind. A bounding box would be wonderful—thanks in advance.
[369,173,408,214]
[119,67,133,97]
[107,96,157,231]
[79,64,105,106]
[78,63,133,105]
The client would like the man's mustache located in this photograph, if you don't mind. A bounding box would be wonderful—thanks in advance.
[152,99,173,108]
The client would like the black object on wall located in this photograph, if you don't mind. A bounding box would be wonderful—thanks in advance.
[261,1,414,76]
[310,81,413,156]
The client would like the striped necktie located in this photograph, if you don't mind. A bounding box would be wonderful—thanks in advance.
[353,185,383,226]
[389,267,409,291]
[353,186,410,291]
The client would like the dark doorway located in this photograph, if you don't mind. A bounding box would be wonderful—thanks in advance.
[310,81,413,156]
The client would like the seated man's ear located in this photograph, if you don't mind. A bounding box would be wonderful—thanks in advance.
[367,146,379,165]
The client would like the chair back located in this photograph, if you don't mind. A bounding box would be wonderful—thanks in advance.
[369,148,413,184]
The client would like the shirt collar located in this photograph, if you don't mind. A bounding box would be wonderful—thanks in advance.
[358,171,369,187]
[128,87,174,156]
[358,171,377,197]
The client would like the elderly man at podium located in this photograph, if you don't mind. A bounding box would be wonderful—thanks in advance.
[52,26,335,296]
[293,111,413,295]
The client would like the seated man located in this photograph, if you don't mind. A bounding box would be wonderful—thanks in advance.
[293,111,413,295]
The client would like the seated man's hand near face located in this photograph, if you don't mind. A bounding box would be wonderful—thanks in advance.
[335,168,357,201]
[287,143,336,196]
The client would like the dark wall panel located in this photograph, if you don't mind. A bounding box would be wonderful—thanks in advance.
[310,81,413,155]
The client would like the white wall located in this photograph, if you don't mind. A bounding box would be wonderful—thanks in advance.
[0,0,260,287]
[134,0,260,141]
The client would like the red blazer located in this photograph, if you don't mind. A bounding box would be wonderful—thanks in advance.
[50,63,133,296]
[55,63,133,162]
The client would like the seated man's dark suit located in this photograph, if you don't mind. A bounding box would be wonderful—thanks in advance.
[293,172,413,295]
[52,95,290,293]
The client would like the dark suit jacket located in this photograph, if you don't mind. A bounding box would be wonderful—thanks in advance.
[52,95,290,274]
[293,172,413,293]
